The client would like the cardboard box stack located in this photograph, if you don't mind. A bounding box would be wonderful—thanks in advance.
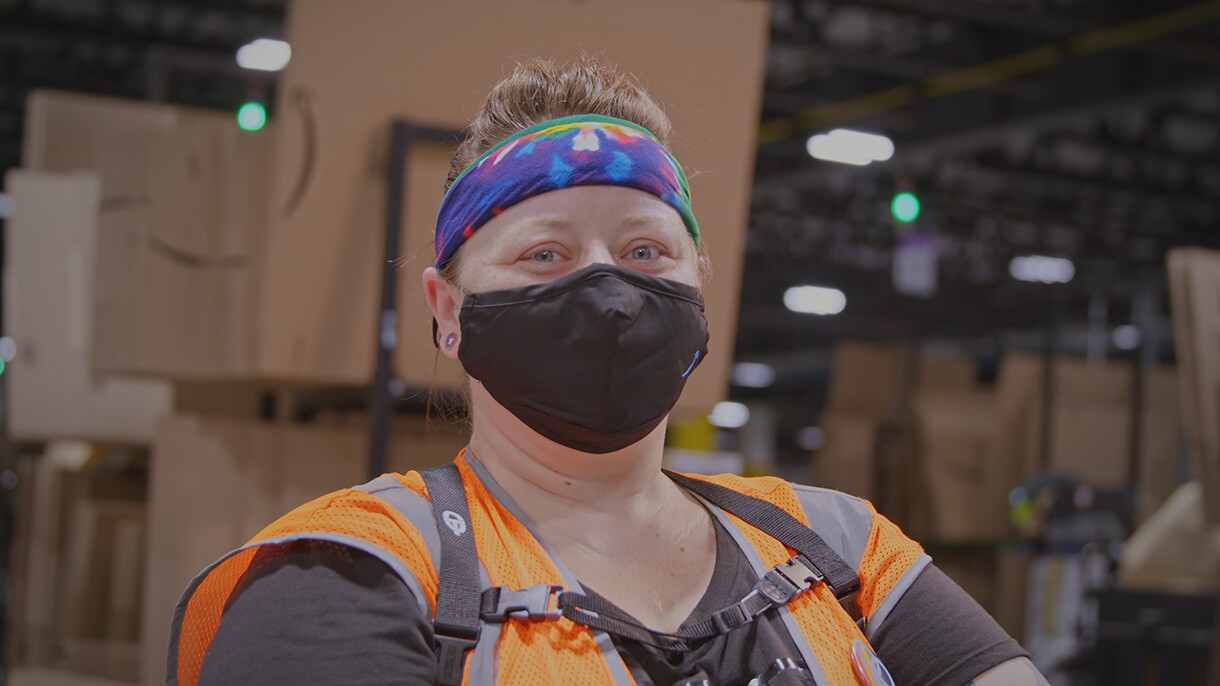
[814,342,1185,631]
[992,353,1183,520]
[1167,248,1220,524]
[815,341,979,524]
[3,170,172,443]
[6,443,148,684]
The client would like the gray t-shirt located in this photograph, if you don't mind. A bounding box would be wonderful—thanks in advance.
[198,516,1024,685]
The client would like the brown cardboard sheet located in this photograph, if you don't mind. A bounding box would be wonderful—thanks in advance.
[2,170,172,442]
[258,0,771,415]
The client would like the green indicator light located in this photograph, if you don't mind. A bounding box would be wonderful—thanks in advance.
[891,192,921,223]
[237,102,267,132]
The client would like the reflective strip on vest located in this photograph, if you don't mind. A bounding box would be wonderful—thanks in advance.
[353,475,506,685]
[464,456,636,686]
[166,531,432,686]
[790,484,932,638]
[696,493,833,686]
[170,465,910,686]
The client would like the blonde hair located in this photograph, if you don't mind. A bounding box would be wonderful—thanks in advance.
[440,54,710,286]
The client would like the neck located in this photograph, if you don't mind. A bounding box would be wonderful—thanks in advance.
[465,381,686,534]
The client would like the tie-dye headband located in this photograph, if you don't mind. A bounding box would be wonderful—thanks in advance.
[434,114,699,268]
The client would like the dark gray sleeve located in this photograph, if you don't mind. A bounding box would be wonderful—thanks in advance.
[198,540,438,686]
[871,564,1028,686]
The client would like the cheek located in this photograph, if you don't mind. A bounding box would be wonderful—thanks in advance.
[670,255,703,290]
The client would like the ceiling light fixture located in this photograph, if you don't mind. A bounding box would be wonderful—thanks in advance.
[784,286,847,315]
[807,128,894,166]
[236,38,292,72]
[1009,255,1075,284]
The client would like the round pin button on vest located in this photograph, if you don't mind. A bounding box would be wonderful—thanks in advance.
[850,640,896,686]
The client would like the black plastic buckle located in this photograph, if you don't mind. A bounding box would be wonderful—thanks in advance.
[758,556,823,605]
[433,632,478,686]
[487,584,564,622]
[710,603,751,633]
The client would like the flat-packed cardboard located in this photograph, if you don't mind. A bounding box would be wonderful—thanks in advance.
[9,667,132,686]
[916,351,979,393]
[24,90,223,175]
[813,413,878,499]
[826,341,977,417]
[997,354,1182,497]
[141,414,466,685]
[91,117,271,380]
[257,0,771,416]
[993,548,1031,641]
[1120,481,1220,594]
[7,450,64,670]
[826,343,903,417]
[1137,369,1185,522]
[910,390,1003,541]
[1167,248,1220,522]
[22,90,272,382]
[6,443,147,683]
[2,170,171,443]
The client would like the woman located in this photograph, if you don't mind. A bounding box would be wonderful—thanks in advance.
[169,56,1048,686]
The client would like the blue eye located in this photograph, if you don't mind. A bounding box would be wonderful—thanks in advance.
[631,246,655,260]
[531,250,556,263]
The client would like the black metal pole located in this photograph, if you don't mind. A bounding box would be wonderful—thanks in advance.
[369,121,412,480]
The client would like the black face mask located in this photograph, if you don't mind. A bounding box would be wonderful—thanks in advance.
[457,264,709,454]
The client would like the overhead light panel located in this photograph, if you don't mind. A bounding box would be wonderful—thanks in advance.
[784,285,847,315]
[1112,325,1141,350]
[795,426,824,451]
[1009,255,1075,284]
[708,401,750,429]
[237,38,292,72]
[807,128,894,166]
[731,362,776,388]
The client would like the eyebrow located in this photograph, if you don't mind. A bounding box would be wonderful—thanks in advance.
[517,216,571,229]
[622,214,673,226]
[515,214,673,230]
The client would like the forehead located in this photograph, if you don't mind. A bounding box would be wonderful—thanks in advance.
[470,186,688,241]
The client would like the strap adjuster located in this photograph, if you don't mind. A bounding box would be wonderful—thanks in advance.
[482,584,564,622]
[758,556,823,605]
[710,603,751,633]
[433,632,477,686]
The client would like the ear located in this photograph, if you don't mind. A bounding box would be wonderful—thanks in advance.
[422,267,463,361]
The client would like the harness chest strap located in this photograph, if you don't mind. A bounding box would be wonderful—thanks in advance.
[477,552,829,654]
[420,463,865,685]
[419,465,484,685]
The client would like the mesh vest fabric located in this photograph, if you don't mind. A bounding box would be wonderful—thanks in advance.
[170,455,924,686]
[674,474,923,685]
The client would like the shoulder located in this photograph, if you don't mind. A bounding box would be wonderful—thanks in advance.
[251,472,435,544]
[788,483,875,568]
[241,471,444,607]
[696,474,875,569]
[198,539,438,685]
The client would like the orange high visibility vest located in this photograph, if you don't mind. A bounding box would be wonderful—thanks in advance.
[168,452,927,686]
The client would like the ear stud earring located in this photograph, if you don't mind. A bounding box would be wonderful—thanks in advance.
[445,333,457,348]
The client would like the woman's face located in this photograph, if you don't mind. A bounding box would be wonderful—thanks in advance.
[450,185,701,293]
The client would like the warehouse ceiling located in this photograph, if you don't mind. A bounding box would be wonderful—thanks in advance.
[2,0,1219,397]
